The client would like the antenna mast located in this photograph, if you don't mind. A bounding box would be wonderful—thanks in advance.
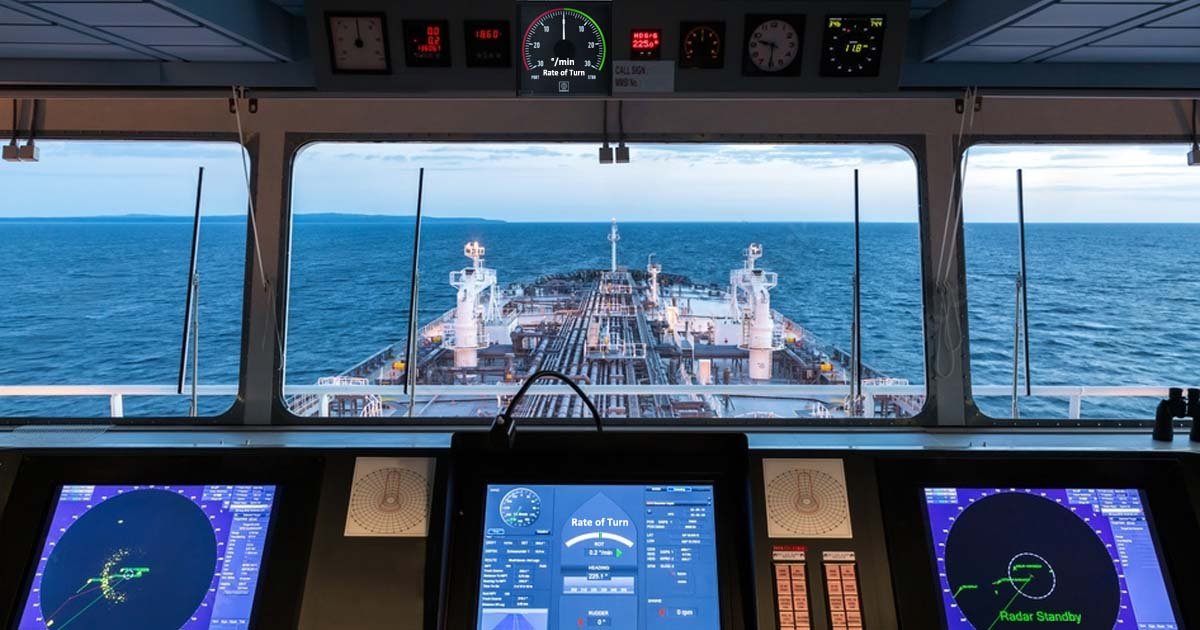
[1011,169,1033,418]
[177,167,204,415]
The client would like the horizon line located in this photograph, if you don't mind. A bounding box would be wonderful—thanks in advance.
[3,213,1200,225]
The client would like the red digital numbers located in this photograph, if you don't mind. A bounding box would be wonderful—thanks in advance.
[417,24,442,54]
[631,29,661,51]
[474,28,502,41]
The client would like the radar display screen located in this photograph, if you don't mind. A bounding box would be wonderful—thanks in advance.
[16,484,277,629]
[477,484,720,629]
[517,3,611,96]
[923,488,1179,629]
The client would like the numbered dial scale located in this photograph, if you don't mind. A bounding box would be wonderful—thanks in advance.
[679,21,725,69]
[498,487,542,527]
[518,3,611,95]
[742,15,805,77]
[820,16,886,77]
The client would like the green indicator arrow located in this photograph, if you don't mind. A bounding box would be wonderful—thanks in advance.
[615,549,623,558]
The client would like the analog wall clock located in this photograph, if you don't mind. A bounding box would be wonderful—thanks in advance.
[742,14,804,77]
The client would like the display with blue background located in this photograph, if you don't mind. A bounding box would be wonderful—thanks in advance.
[924,487,1178,630]
[478,484,720,630]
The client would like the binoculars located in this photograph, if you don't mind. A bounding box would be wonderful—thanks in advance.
[1152,387,1200,442]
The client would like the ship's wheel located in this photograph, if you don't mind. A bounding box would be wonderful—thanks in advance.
[348,468,429,535]
[766,468,850,536]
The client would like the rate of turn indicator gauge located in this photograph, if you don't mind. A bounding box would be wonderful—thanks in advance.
[518,3,611,96]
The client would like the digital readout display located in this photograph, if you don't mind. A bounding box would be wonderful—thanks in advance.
[631,29,662,60]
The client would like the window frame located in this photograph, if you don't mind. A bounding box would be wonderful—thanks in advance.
[0,131,258,426]
[959,135,1195,428]
[275,132,935,428]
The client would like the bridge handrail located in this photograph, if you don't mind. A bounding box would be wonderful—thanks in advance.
[0,383,1178,419]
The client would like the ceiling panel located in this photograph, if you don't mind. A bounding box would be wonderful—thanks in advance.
[1014,3,1164,27]
[1049,44,1200,60]
[0,41,148,58]
[266,0,303,17]
[910,0,949,18]
[31,2,194,27]
[1148,7,1200,26]
[151,44,275,61]
[940,45,1048,62]
[102,25,237,45]
[0,24,100,43]
[975,26,1097,45]
[0,6,47,24]
[1096,26,1200,44]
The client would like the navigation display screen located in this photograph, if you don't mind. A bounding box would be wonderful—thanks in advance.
[478,484,720,629]
[923,487,1179,629]
[17,484,277,629]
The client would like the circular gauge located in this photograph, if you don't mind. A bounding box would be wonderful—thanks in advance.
[744,16,802,76]
[499,487,542,527]
[820,16,886,77]
[520,6,607,95]
[680,22,724,69]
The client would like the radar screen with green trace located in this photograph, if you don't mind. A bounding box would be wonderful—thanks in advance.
[923,488,1178,629]
[16,484,276,629]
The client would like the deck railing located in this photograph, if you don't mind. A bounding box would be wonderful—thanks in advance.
[0,384,1177,420]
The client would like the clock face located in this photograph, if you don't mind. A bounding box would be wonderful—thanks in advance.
[743,15,804,76]
[327,14,390,73]
[679,21,724,69]
[820,16,886,77]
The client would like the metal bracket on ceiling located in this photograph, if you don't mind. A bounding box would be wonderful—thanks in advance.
[228,87,258,115]
[955,95,982,115]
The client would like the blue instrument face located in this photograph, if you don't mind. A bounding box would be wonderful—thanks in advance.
[499,487,543,527]
[478,484,721,630]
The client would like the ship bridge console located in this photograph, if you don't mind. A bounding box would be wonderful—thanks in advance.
[2,0,1200,629]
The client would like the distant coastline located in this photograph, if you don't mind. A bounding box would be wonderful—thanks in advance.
[0,213,503,224]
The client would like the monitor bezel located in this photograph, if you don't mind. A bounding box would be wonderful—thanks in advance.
[437,433,753,630]
[877,455,1195,629]
[0,453,323,630]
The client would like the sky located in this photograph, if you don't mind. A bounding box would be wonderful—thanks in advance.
[0,140,1198,222]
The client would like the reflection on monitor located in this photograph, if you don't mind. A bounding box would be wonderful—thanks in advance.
[478,484,720,630]
[17,484,277,629]
[923,487,1178,629]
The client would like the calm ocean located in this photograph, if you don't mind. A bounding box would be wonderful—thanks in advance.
[1,219,1196,420]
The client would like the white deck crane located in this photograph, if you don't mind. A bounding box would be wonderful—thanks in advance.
[449,241,498,368]
[647,253,661,306]
[730,243,781,381]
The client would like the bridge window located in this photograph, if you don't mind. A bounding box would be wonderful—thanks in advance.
[0,140,249,419]
[283,142,924,422]
[963,143,1200,421]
